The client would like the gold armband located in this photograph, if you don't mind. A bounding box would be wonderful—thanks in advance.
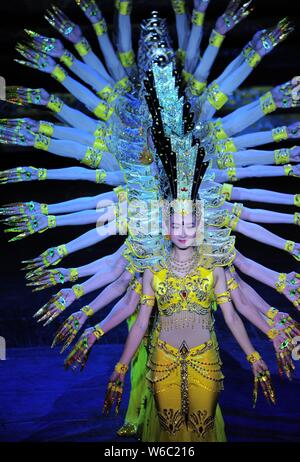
[284,240,295,253]
[275,273,287,293]
[114,76,132,94]
[38,168,47,181]
[47,94,63,113]
[93,102,114,121]
[209,30,225,48]
[267,328,280,340]
[272,126,288,143]
[140,294,155,307]
[189,77,206,96]
[51,65,68,83]
[232,202,243,218]
[266,307,279,320]
[40,203,48,215]
[294,212,300,226]
[93,137,108,151]
[115,362,129,374]
[34,134,50,151]
[60,50,75,68]
[47,215,56,229]
[118,49,135,68]
[229,214,239,231]
[69,268,79,282]
[217,153,235,169]
[93,325,105,341]
[215,290,231,304]
[80,305,94,317]
[260,91,276,115]
[97,85,118,104]
[57,244,68,258]
[131,279,142,296]
[93,18,108,36]
[38,121,54,137]
[294,194,300,207]
[211,118,228,140]
[274,148,290,165]
[74,38,91,57]
[119,1,132,15]
[216,138,237,153]
[207,81,228,110]
[227,277,239,291]
[192,10,204,27]
[182,70,192,83]
[246,351,261,364]
[171,0,186,14]
[227,167,237,182]
[95,169,107,184]
[72,283,85,299]
[114,185,127,202]
[81,147,103,168]
[245,50,261,68]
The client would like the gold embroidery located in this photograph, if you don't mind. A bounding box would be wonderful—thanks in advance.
[157,409,185,435]
[189,410,215,438]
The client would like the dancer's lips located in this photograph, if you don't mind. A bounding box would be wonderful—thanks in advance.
[178,239,187,244]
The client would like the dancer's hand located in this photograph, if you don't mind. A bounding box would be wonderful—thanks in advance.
[21,245,68,271]
[52,311,87,352]
[24,31,65,58]
[45,5,83,43]
[75,0,103,24]
[2,213,50,242]
[33,288,76,326]
[103,370,126,415]
[273,338,295,380]
[272,77,300,109]
[0,167,45,185]
[215,0,252,35]
[0,123,35,146]
[64,327,98,371]
[287,122,300,139]
[193,0,210,13]
[25,267,78,291]
[15,46,56,74]
[0,201,47,217]
[252,360,276,406]
[5,87,50,106]
[251,18,294,58]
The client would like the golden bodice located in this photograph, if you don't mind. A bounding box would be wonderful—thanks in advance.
[151,265,215,317]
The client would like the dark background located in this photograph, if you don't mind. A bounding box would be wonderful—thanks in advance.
[0,0,300,347]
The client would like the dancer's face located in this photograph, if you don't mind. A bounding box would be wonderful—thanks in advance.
[170,212,198,249]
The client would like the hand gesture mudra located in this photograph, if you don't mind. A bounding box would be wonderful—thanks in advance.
[52,310,87,353]
[64,327,98,371]
[33,288,76,326]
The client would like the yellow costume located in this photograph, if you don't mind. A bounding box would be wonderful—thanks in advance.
[143,264,224,442]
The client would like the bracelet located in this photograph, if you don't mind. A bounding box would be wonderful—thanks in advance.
[245,50,261,68]
[93,325,105,341]
[209,30,225,48]
[118,49,135,68]
[266,307,279,320]
[284,240,295,254]
[38,168,47,181]
[294,212,300,226]
[171,0,186,14]
[93,102,114,121]
[182,70,192,83]
[113,185,127,202]
[51,65,68,83]
[215,290,231,304]
[69,268,79,282]
[189,77,206,96]
[38,121,54,137]
[40,203,48,215]
[274,148,290,165]
[97,85,118,104]
[47,215,56,229]
[95,169,107,184]
[216,138,237,154]
[260,91,276,115]
[267,328,280,340]
[246,351,261,364]
[93,137,108,151]
[34,134,50,151]
[81,147,103,168]
[217,153,235,169]
[93,18,108,37]
[129,278,142,296]
[114,362,129,374]
[74,38,91,57]
[275,273,287,293]
[114,76,132,94]
[57,244,68,258]
[192,10,204,27]
[272,126,288,143]
[46,94,63,113]
[294,194,300,207]
[221,183,233,201]
[227,276,239,291]
[94,123,110,138]
[210,119,228,140]
[232,202,243,218]
[60,49,75,68]
[119,1,132,15]
[227,167,237,182]
[228,214,239,231]
[176,48,186,65]
[80,305,94,317]
[140,294,155,307]
[207,81,228,110]
[72,284,85,299]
